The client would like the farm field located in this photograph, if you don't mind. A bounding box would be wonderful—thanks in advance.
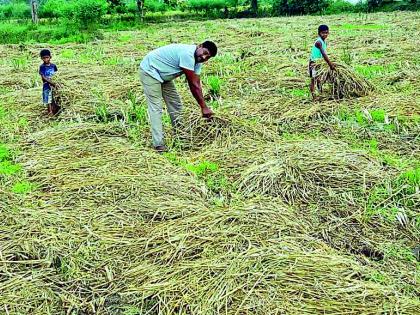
[0,11,419,314]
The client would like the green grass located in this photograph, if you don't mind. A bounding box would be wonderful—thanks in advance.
[367,270,391,285]
[206,75,223,97]
[11,55,29,70]
[94,103,110,123]
[381,244,417,263]
[118,34,133,42]
[60,49,76,59]
[337,109,397,132]
[0,144,10,161]
[11,181,33,194]
[0,161,21,176]
[366,167,419,222]
[355,64,398,79]
[164,153,230,195]
[0,21,96,44]
[338,23,388,30]
[289,88,309,98]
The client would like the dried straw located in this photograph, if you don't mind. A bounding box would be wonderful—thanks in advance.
[315,62,374,99]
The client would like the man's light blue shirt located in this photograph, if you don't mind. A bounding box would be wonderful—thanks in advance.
[140,44,202,83]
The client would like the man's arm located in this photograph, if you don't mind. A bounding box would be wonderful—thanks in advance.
[181,67,213,118]
[315,41,335,70]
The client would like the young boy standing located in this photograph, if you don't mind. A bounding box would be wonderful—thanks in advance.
[39,49,58,115]
[309,25,335,100]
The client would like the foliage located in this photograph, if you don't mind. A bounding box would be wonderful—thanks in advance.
[0,0,31,20]
[39,0,70,19]
[0,21,99,44]
[272,0,328,15]
[186,0,227,12]
[324,0,357,14]
[65,0,108,29]
[38,0,108,29]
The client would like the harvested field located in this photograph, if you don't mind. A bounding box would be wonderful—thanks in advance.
[1,11,419,314]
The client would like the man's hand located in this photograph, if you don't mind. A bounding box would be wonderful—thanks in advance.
[329,63,336,71]
[182,67,209,112]
[201,106,213,118]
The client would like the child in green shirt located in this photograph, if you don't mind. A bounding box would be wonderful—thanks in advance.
[309,25,335,100]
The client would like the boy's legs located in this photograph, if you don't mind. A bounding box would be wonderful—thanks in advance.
[140,70,165,148]
[308,63,318,100]
[310,78,316,99]
[43,88,52,114]
[162,80,182,129]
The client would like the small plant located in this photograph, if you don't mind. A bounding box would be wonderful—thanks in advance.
[207,75,222,98]
[11,55,29,70]
[341,42,353,65]
[367,270,390,285]
[370,109,386,123]
[284,69,295,77]
[12,181,33,194]
[381,244,417,263]
[130,103,148,126]
[60,49,75,59]
[95,103,110,123]
[0,144,10,161]
[118,34,133,42]
[122,306,141,315]
[366,168,419,222]
[184,160,218,178]
[289,88,308,98]
[0,161,21,176]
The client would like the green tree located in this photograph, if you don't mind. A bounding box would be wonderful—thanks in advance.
[273,0,328,15]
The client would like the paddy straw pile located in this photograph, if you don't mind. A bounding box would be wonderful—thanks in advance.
[237,139,385,203]
[315,62,374,99]
[50,70,141,118]
[2,123,416,313]
[174,109,273,148]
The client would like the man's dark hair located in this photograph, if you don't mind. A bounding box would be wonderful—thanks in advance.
[202,41,217,57]
[40,49,51,58]
[318,25,329,34]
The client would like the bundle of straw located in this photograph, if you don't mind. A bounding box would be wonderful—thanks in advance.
[314,63,374,99]
[174,109,268,148]
[237,139,384,203]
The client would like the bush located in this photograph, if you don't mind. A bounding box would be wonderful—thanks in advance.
[272,0,328,15]
[324,0,356,14]
[0,21,99,44]
[39,0,71,19]
[125,0,137,14]
[186,0,228,13]
[0,22,29,43]
[124,0,168,14]
[39,0,108,27]
[61,0,108,29]
[0,1,31,20]
[145,0,168,13]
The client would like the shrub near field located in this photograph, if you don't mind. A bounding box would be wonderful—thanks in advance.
[0,10,419,315]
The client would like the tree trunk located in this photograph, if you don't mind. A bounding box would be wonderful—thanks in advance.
[137,0,144,22]
[30,0,38,24]
[251,0,258,13]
